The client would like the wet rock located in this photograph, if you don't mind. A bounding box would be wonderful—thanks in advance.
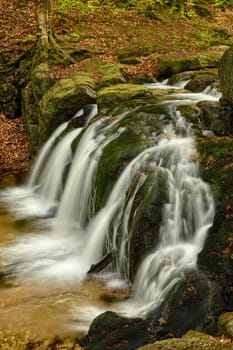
[148,271,225,338]
[197,100,225,135]
[185,74,218,93]
[168,68,218,87]
[79,311,152,350]
[198,136,233,311]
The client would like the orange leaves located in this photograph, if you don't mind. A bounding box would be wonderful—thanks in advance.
[223,237,233,259]
[0,114,30,172]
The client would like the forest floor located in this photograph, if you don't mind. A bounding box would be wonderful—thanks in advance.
[1,1,233,172]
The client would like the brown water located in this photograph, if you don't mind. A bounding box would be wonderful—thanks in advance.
[0,172,126,343]
[0,213,109,338]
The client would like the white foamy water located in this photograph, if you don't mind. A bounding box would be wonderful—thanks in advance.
[0,90,217,328]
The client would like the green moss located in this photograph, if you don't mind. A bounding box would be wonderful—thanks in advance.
[93,127,148,211]
[197,136,233,309]
[138,331,232,350]
[97,83,152,107]
[39,71,96,143]
[96,63,126,87]
[159,50,226,78]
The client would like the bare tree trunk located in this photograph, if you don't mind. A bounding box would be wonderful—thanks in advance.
[35,0,51,54]
[34,0,75,62]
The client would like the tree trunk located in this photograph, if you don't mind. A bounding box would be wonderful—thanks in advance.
[34,0,75,63]
[35,0,53,54]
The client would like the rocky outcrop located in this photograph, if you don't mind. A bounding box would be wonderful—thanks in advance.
[39,72,96,144]
[22,66,96,154]
[198,136,233,311]
[159,48,227,78]
[80,271,224,349]
[218,45,233,131]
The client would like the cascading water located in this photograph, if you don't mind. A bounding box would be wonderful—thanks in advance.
[53,120,125,233]
[27,121,69,189]
[119,118,215,317]
[0,82,218,331]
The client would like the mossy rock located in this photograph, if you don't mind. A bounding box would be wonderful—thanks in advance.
[147,271,224,339]
[39,71,96,144]
[219,45,233,106]
[168,68,217,85]
[185,74,218,93]
[197,136,233,310]
[197,101,225,135]
[178,104,200,126]
[131,73,156,84]
[97,84,152,108]
[22,63,55,155]
[159,50,225,78]
[218,313,233,339]
[125,169,169,280]
[91,101,171,213]
[96,63,126,88]
[137,331,232,350]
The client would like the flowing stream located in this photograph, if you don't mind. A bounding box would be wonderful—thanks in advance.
[0,83,220,336]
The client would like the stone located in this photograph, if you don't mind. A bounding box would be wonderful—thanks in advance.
[39,71,96,144]
[218,313,233,339]
[159,49,226,78]
[97,83,152,108]
[79,311,151,350]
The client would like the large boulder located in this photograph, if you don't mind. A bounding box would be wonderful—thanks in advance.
[149,271,225,338]
[39,72,96,144]
[80,271,224,350]
[159,49,226,78]
[79,311,152,350]
[218,45,233,131]
[198,136,233,311]
[219,45,233,106]
[218,313,233,340]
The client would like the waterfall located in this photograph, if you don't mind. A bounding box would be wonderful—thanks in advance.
[53,121,125,233]
[0,106,98,219]
[0,86,217,323]
[38,128,82,202]
[27,122,69,189]
[112,113,215,317]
